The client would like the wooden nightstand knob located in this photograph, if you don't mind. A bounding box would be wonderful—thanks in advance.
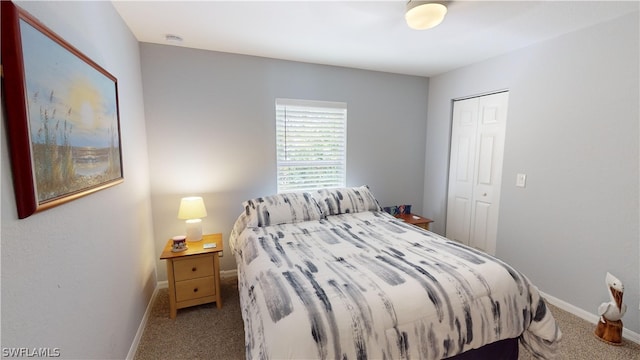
[192,267,197,272]
[193,287,199,293]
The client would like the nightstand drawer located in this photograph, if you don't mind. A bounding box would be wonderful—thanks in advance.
[175,276,215,302]
[173,256,214,281]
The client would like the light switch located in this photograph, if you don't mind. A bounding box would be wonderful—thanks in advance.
[516,173,527,188]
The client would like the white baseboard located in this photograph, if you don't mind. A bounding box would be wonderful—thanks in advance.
[220,269,238,279]
[540,291,640,345]
[126,285,163,360]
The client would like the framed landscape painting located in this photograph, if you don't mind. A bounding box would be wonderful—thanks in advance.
[1,2,123,219]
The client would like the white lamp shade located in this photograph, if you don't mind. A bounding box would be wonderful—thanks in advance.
[406,1,448,30]
[178,196,207,220]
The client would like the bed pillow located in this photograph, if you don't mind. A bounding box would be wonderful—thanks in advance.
[313,185,382,216]
[242,192,323,227]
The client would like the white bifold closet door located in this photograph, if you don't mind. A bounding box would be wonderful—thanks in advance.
[446,91,509,255]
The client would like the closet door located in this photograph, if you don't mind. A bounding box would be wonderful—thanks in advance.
[446,92,508,254]
[445,97,478,246]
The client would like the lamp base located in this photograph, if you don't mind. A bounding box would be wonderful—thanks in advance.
[185,219,203,242]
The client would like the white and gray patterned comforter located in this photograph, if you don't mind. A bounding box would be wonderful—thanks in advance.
[230,209,561,359]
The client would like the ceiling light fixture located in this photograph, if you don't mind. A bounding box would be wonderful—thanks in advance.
[405,1,448,30]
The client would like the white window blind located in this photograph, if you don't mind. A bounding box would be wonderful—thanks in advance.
[276,98,347,193]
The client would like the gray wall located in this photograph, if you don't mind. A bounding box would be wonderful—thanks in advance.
[1,1,155,358]
[140,44,429,280]
[423,12,639,333]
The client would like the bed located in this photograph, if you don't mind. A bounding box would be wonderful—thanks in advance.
[230,186,561,359]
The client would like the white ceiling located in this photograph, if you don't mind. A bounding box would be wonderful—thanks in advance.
[112,1,639,77]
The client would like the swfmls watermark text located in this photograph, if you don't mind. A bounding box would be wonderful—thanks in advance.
[2,348,61,358]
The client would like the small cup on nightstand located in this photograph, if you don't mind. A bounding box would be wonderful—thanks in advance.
[171,235,187,252]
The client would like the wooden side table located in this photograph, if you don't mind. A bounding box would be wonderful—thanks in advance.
[395,213,434,230]
[160,233,223,318]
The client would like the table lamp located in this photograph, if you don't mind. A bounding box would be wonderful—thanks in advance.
[178,196,207,241]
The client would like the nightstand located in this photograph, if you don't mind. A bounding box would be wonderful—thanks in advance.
[395,213,434,231]
[160,233,223,319]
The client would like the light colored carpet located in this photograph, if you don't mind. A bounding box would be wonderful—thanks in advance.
[134,277,640,359]
[134,277,245,360]
[518,302,639,360]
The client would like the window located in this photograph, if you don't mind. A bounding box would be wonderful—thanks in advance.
[276,98,347,193]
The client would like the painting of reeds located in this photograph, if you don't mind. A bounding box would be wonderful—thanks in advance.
[1,1,123,218]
